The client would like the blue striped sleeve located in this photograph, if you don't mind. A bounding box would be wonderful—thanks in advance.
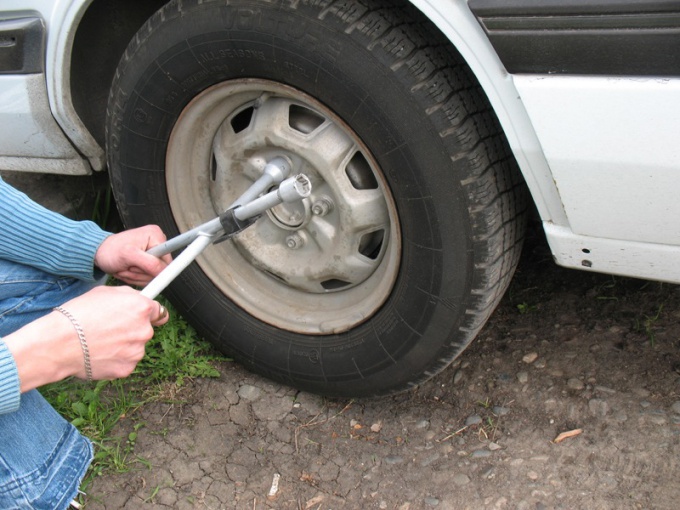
[0,176,111,281]
[0,340,20,415]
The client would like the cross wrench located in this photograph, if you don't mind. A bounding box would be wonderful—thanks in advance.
[141,157,311,299]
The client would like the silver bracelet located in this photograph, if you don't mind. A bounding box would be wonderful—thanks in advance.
[54,306,93,382]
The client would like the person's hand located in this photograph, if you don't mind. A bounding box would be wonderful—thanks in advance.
[94,225,172,286]
[57,286,170,380]
[4,285,170,391]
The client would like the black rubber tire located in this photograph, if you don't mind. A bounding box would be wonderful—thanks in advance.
[106,0,526,397]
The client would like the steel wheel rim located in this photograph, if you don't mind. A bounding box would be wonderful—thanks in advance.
[165,79,401,334]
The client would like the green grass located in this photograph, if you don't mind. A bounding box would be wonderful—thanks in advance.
[516,301,537,314]
[635,303,664,346]
[41,298,226,485]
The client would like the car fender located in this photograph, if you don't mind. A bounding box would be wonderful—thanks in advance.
[408,0,568,227]
[43,0,105,170]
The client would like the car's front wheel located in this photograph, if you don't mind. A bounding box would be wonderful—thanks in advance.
[107,0,526,397]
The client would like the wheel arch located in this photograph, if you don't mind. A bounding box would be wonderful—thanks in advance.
[68,0,168,150]
[407,0,567,227]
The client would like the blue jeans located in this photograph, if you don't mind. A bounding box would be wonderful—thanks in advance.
[0,259,96,509]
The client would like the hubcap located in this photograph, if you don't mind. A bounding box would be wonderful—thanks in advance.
[165,80,400,334]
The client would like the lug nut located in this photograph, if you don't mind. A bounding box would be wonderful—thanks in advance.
[286,233,305,250]
[312,197,333,216]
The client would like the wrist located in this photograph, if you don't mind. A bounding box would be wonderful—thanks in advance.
[4,310,84,392]
[54,306,92,382]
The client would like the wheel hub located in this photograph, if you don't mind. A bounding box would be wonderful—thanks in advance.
[269,199,308,230]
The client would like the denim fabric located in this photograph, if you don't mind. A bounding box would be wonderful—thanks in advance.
[0,260,99,333]
[0,259,96,509]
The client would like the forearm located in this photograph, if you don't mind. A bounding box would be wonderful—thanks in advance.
[2,312,83,401]
[0,177,111,280]
[0,310,85,415]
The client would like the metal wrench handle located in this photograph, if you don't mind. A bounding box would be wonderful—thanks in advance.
[141,233,214,299]
[141,173,311,299]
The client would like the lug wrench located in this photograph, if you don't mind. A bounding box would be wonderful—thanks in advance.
[141,158,311,299]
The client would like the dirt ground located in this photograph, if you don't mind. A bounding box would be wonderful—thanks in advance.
[4,172,678,509]
[80,224,680,510]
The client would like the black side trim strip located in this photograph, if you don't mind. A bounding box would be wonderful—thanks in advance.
[0,17,45,74]
[470,0,680,17]
[483,12,680,31]
[469,0,680,76]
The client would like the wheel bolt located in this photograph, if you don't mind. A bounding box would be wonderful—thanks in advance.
[286,233,305,250]
[312,197,333,216]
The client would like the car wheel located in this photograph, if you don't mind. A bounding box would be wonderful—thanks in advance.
[106,0,526,396]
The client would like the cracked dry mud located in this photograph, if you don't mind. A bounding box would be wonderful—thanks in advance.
[83,228,680,510]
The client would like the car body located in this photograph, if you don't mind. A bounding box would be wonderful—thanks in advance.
[1,0,679,395]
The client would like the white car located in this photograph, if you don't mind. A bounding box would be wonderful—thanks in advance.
[2,0,678,396]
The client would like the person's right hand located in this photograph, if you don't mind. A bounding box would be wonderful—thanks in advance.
[94,225,172,286]
[3,285,169,392]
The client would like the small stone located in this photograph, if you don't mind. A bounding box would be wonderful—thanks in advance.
[534,359,547,369]
[523,352,539,364]
[237,384,262,401]
[384,455,405,465]
[488,442,502,451]
[493,406,511,416]
[647,413,668,426]
[517,371,529,384]
[588,398,609,417]
[465,415,483,426]
[614,412,629,423]
[480,465,495,479]
[497,373,513,383]
[470,449,492,458]
[371,422,383,433]
[453,370,465,385]
[567,378,585,391]
[633,388,651,398]
[671,401,680,415]
[420,453,440,467]
[452,474,470,485]
[599,473,618,489]
[415,420,430,430]
[544,398,558,412]
[527,470,539,480]
[425,497,440,506]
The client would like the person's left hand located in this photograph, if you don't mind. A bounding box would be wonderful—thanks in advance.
[94,225,172,286]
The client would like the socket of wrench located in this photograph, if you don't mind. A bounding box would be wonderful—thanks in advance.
[215,174,312,244]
